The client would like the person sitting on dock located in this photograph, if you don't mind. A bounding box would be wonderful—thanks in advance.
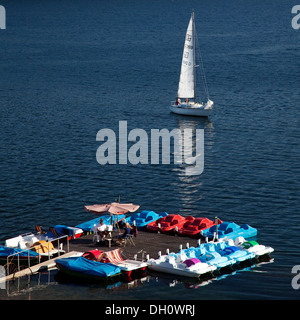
[96,218,108,241]
[117,222,132,246]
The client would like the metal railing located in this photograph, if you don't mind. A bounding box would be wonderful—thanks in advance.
[5,235,69,275]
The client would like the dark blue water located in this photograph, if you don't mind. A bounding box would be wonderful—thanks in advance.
[0,0,299,299]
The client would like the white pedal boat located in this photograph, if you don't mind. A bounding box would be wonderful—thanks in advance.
[4,233,64,257]
[146,252,217,278]
[231,237,274,257]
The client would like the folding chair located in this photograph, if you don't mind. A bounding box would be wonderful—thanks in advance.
[105,249,125,264]
[93,233,101,242]
[104,248,147,275]
[35,225,46,235]
[92,229,106,243]
[124,234,135,247]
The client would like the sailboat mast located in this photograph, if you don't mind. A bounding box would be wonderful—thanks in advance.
[192,11,196,101]
[176,12,197,101]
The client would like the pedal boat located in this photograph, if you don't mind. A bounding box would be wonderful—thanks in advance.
[55,256,122,282]
[146,252,216,278]
[177,217,216,238]
[126,211,168,230]
[147,214,194,234]
[201,222,257,240]
[232,237,274,257]
[182,245,233,269]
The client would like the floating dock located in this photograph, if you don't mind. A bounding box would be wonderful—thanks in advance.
[0,251,82,283]
[0,230,200,283]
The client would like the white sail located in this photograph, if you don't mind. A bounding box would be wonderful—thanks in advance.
[177,14,195,99]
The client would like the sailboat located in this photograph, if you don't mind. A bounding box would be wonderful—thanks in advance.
[170,12,213,117]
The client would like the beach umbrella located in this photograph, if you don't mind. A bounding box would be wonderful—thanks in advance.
[84,202,140,215]
[84,202,140,232]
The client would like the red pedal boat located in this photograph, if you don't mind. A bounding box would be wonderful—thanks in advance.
[82,249,147,281]
[177,217,222,238]
[146,217,167,233]
[147,214,194,234]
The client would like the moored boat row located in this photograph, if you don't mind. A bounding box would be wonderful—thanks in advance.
[129,211,257,241]
[55,235,274,282]
[146,236,274,278]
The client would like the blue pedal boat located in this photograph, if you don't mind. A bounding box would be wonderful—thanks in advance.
[195,244,234,269]
[125,210,168,230]
[55,256,122,281]
[201,222,257,240]
[215,242,256,263]
[0,246,40,266]
[182,245,233,270]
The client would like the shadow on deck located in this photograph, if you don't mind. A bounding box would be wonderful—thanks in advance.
[68,230,201,260]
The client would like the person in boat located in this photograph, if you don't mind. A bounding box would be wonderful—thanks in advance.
[185,98,188,103]
[97,251,108,263]
[96,218,108,241]
[175,98,181,105]
[117,222,132,245]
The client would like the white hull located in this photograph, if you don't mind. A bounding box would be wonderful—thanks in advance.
[116,260,148,272]
[246,246,274,257]
[225,237,275,258]
[170,102,213,117]
[146,252,216,278]
[5,233,56,249]
[147,263,215,278]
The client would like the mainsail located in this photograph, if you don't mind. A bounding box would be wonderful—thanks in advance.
[177,13,195,99]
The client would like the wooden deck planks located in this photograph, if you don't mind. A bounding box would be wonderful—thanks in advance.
[68,230,201,260]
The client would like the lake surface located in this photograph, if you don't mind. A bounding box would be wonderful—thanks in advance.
[0,0,299,300]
